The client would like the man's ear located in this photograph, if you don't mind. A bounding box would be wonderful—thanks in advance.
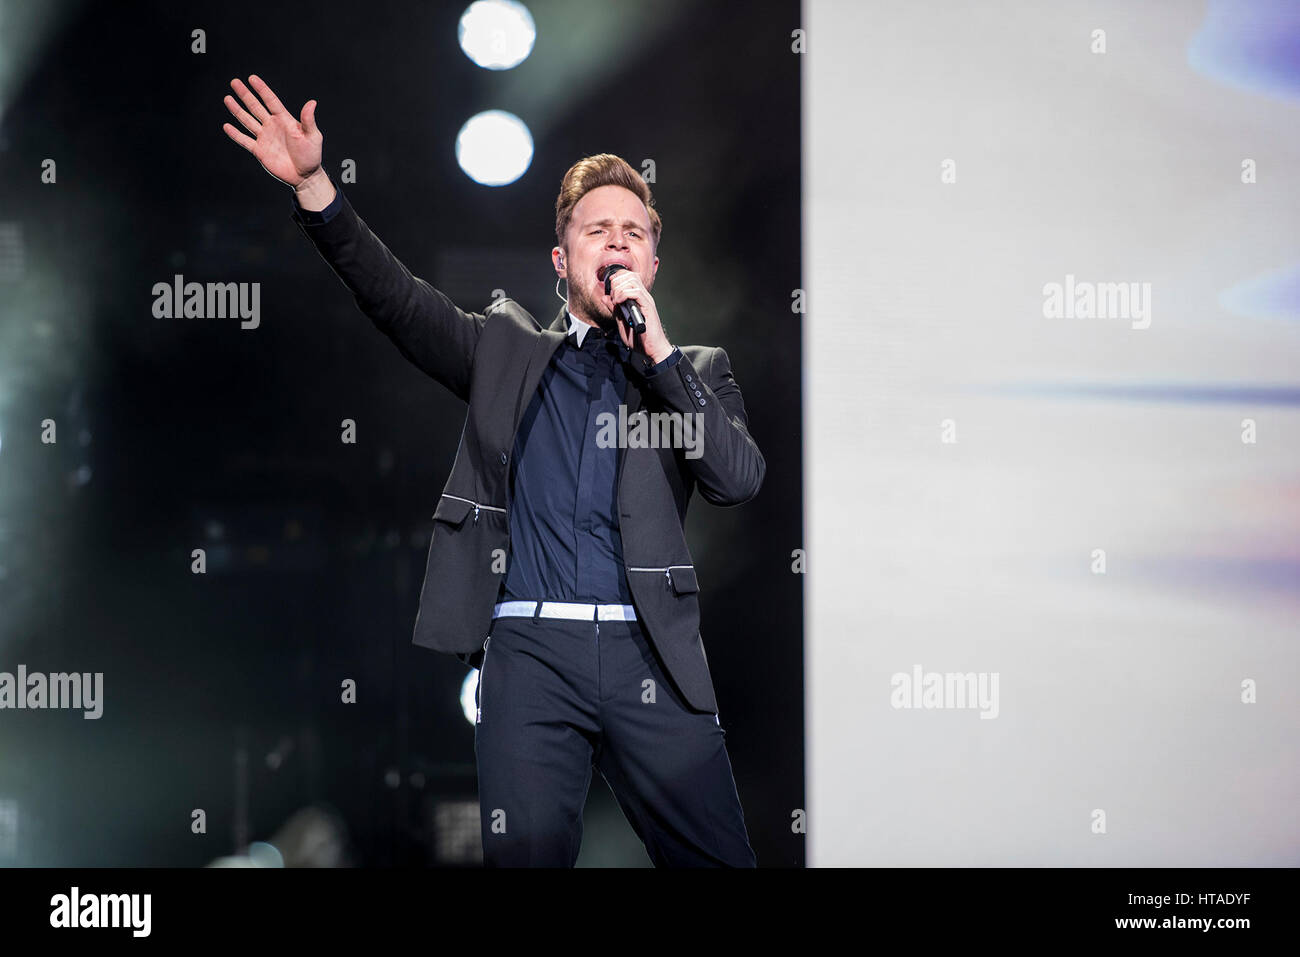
[553,245,566,276]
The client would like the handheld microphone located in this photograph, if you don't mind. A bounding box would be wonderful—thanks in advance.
[600,264,647,335]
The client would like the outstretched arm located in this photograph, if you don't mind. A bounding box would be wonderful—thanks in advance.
[222,75,483,401]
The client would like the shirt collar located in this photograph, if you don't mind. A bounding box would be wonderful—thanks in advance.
[561,310,595,348]
[565,311,632,364]
[566,310,623,350]
[566,311,592,347]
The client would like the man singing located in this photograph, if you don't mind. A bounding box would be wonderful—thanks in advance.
[222,74,765,867]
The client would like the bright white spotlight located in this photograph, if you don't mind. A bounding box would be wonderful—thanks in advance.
[459,670,479,725]
[247,841,284,867]
[458,0,536,70]
[455,110,533,186]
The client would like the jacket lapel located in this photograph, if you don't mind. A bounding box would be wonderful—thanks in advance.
[616,376,644,499]
[512,307,567,434]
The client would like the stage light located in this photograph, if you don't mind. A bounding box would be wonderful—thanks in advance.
[458,0,536,71]
[247,841,284,867]
[455,110,533,186]
[460,669,479,725]
[433,799,482,864]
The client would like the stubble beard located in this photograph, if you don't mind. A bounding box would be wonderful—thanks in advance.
[568,269,655,332]
[569,280,618,332]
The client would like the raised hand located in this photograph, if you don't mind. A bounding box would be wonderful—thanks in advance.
[222,75,323,189]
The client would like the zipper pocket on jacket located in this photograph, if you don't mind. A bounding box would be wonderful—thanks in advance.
[439,492,507,526]
[476,636,491,724]
[627,564,695,586]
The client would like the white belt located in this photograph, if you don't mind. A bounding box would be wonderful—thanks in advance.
[493,601,637,621]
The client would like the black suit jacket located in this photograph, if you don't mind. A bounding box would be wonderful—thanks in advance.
[292,189,765,713]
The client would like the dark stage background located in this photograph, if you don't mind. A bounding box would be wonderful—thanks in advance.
[0,0,802,866]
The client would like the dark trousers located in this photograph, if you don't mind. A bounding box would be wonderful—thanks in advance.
[474,612,756,867]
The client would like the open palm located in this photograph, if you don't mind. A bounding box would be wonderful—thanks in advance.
[222,75,322,187]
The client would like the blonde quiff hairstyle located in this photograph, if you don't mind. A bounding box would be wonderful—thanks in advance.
[554,154,662,254]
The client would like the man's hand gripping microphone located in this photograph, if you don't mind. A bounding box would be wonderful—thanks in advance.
[600,263,647,336]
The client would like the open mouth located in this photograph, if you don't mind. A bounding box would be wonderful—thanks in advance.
[596,262,630,284]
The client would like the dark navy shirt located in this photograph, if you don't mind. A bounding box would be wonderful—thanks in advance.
[505,318,633,603]
[292,187,683,605]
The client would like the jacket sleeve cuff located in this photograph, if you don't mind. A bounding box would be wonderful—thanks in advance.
[639,346,682,378]
[291,185,344,226]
